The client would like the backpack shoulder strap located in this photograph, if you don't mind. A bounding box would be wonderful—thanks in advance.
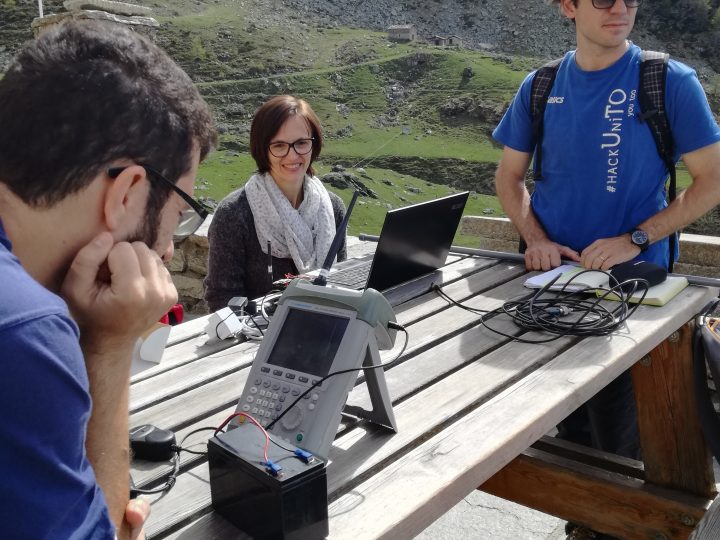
[638,51,675,169]
[638,50,678,271]
[530,57,562,181]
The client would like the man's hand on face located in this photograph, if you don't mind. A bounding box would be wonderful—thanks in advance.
[61,232,178,354]
[125,498,150,540]
[524,239,581,271]
[580,235,640,271]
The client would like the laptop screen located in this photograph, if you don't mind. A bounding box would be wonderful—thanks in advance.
[366,191,469,292]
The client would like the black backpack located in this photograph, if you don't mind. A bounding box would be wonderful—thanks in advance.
[530,51,678,272]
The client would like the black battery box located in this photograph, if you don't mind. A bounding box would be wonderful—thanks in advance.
[208,422,328,540]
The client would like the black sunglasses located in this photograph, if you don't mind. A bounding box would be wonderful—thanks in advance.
[107,164,209,241]
[592,0,641,8]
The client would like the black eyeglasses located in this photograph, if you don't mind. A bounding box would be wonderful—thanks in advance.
[268,137,315,158]
[107,164,209,241]
[592,0,641,8]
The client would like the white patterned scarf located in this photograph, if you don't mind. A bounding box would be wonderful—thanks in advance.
[245,172,336,273]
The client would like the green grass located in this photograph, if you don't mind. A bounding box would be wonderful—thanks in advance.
[166,11,705,242]
[197,149,502,248]
[197,48,514,165]
[324,128,501,161]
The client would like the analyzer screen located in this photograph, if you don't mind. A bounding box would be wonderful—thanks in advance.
[266,307,350,378]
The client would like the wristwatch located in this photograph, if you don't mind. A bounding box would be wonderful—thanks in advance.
[630,229,649,252]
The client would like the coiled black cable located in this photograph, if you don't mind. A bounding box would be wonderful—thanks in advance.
[435,268,649,344]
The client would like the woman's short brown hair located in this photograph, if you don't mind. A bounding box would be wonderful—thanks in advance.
[250,95,323,176]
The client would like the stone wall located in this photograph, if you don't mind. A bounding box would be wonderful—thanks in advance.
[170,214,378,314]
[168,216,212,314]
[31,0,158,38]
[170,214,720,314]
[461,215,720,278]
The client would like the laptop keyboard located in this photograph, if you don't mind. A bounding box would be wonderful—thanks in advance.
[327,261,372,289]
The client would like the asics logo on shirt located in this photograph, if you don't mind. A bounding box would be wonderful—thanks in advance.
[547,96,565,104]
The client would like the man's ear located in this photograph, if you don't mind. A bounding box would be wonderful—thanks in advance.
[103,165,149,235]
[560,0,577,19]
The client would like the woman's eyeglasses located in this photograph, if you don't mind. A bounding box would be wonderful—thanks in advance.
[268,138,315,158]
[108,164,210,241]
[592,0,641,8]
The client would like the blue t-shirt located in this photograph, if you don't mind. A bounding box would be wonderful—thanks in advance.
[493,43,720,268]
[0,220,115,539]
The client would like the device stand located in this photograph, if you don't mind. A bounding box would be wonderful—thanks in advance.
[342,333,398,432]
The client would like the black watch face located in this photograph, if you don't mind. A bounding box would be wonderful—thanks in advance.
[632,230,648,246]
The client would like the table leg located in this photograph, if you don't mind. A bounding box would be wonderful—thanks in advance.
[482,321,716,539]
[631,321,716,498]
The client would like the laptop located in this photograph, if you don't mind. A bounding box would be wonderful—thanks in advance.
[327,191,469,292]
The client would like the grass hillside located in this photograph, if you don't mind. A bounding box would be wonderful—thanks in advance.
[0,0,713,241]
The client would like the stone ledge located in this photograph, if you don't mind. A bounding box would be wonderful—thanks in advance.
[169,214,378,314]
[32,9,159,36]
[170,214,718,314]
[63,0,152,16]
[461,215,720,274]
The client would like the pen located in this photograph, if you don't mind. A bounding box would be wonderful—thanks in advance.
[267,240,273,283]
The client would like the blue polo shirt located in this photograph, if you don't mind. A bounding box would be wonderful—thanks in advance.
[0,220,115,539]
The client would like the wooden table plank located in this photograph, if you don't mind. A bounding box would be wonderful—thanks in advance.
[690,496,720,539]
[130,341,256,413]
[132,332,242,384]
[167,315,211,347]
[327,286,716,539]
[140,326,572,537]
[134,255,718,539]
[129,269,529,429]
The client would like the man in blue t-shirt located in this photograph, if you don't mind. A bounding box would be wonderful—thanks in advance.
[493,2,720,538]
[494,1,720,272]
[0,22,217,539]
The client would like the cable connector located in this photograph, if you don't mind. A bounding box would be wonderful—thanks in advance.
[543,306,572,317]
[294,448,315,464]
[387,321,404,331]
[262,460,282,476]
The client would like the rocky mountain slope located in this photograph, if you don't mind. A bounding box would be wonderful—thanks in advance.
[280,0,716,74]
[2,0,719,77]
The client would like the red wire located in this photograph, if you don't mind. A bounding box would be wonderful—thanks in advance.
[215,412,270,463]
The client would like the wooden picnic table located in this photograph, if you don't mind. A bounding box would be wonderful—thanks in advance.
[131,245,719,539]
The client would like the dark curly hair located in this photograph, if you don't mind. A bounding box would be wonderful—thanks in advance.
[0,20,217,209]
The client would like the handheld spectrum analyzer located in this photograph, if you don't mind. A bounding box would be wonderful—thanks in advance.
[231,278,399,459]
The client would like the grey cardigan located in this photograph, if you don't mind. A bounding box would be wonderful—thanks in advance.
[204,186,347,311]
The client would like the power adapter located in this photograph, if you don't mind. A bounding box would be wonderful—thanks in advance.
[129,424,176,462]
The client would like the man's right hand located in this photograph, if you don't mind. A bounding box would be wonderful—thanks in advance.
[125,498,151,540]
[524,239,581,271]
[61,232,178,354]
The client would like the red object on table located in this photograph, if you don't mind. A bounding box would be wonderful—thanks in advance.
[159,303,184,326]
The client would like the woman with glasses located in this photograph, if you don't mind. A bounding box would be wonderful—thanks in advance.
[204,95,346,311]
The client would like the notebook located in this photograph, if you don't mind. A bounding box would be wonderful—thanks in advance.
[524,265,608,292]
[327,191,469,292]
[600,275,689,306]
[524,265,689,306]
